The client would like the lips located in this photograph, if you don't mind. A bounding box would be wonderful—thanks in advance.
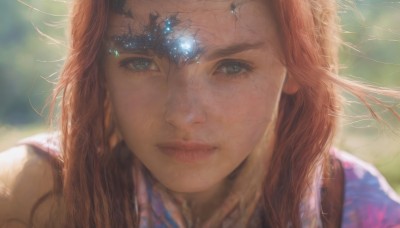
[156,142,217,163]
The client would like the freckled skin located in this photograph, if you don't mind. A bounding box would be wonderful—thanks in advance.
[111,0,133,18]
[111,0,126,12]
[105,0,287,199]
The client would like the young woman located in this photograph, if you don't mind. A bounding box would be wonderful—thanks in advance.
[1,0,399,227]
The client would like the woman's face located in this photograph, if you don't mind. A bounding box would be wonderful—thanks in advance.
[105,0,290,193]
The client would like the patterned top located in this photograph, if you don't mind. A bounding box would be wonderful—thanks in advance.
[133,150,400,227]
[337,151,400,227]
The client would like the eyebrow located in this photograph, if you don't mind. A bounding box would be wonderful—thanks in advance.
[108,37,266,62]
[204,41,266,61]
[116,46,152,55]
[107,36,153,54]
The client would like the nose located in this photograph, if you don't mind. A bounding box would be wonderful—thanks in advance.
[164,75,207,130]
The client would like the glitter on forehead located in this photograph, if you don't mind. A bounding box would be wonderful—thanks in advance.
[109,49,120,58]
[108,13,203,64]
[179,37,195,51]
[167,35,199,63]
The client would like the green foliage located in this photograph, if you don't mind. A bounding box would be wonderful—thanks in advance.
[0,0,67,125]
[339,1,400,86]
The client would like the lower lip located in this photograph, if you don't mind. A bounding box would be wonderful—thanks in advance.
[158,148,216,163]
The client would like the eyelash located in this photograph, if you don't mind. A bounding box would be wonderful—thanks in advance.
[119,57,253,77]
[214,60,253,77]
[119,57,159,72]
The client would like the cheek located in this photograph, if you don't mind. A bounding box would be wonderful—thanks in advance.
[106,76,165,138]
[208,76,284,160]
[215,77,283,130]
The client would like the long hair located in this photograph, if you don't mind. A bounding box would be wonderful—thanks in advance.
[263,0,340,225]
[54,1,136,227]
[53,0,400,227]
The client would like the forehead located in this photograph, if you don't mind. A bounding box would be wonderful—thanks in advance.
[107,0,279,47]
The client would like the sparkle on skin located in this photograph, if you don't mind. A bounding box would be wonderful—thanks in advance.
[230,2,237,14]
[108,13,203,64]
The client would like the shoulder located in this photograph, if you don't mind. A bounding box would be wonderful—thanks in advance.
[334,150,400,227]
[0,134,64,227]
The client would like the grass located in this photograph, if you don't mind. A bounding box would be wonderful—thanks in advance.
[0,124,48,151]
[338,125,400,194]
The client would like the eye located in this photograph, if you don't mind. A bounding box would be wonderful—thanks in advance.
[214,60,252,76]
[119,57,159,72]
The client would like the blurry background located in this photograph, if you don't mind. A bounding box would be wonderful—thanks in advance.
[0,0,399,192]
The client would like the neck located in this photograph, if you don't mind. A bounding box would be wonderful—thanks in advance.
[170,179,233,226]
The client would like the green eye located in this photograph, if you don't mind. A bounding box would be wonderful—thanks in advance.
[215,60,252,76]
[120,57,159,72]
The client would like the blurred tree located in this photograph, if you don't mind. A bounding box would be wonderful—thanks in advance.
[0,0,67,125]
[339,0,400,86]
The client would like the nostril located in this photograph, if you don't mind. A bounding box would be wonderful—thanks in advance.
[163,73,208,129]
[163,98,207,129]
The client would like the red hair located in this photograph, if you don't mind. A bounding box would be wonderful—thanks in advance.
[263,0,340,225]
[52,0,400,227]
[54,1,137,227]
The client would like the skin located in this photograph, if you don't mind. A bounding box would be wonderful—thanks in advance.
[104,0,298,222]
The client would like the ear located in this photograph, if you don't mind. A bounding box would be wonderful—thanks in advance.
[282,74,300,94]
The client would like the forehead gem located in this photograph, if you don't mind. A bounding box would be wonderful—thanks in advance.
[178,36,195,55]
[166,35,200,63]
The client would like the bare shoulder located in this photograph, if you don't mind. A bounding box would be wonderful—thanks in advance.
[0,145,64,227]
